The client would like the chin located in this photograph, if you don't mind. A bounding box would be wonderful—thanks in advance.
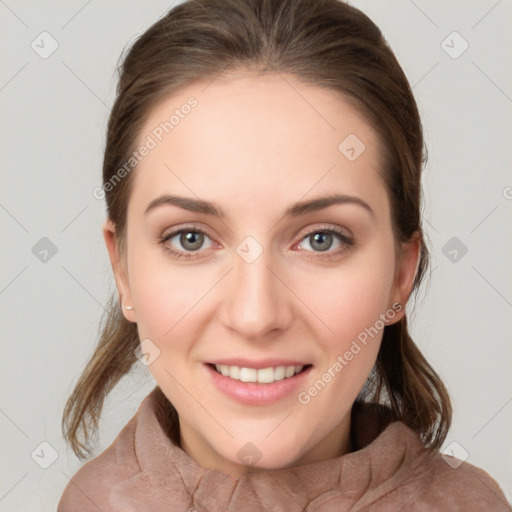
[221,436,310,473]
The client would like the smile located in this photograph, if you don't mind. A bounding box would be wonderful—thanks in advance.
[205,362,313,405]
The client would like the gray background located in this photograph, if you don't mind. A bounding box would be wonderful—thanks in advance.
[1,0,511,509]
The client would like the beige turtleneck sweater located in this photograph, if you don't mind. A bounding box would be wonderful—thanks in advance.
[57,386,511,511]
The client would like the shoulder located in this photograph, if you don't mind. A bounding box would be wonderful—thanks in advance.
[352,404,510,510]
[407,450,511,511]
[57,415,145,512]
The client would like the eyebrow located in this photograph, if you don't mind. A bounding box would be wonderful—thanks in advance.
[144,193,374,219]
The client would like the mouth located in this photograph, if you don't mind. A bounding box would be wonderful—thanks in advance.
[206,363,313,384]
[204,361,313,405]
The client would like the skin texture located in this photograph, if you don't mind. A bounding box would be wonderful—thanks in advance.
[103,70,420,479]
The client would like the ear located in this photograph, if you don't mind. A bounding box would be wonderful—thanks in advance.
[103,219,136,323]
[386,232,422,325]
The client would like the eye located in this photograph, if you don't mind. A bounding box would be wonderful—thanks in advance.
[158,224,355,261]
[158,225,214,260]
[296,227,354,258]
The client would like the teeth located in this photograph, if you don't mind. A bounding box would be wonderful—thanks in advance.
[214,364,305,383]
[274,366,285,381]
[240,367,257,383]
[228,365,240,379]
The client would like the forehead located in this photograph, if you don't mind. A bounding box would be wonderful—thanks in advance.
[129,71,388,217]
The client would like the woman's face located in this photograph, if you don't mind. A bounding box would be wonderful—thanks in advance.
[104,71,419,477]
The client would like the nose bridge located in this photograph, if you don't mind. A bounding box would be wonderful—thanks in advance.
[222,237,291,338]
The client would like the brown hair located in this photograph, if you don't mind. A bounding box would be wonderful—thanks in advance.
[62,0,451,459]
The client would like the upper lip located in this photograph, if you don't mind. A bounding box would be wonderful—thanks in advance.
[206,358,312,369]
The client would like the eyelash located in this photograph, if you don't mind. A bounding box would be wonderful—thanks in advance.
[157,224,355,261]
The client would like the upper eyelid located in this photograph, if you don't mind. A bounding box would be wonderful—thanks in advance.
[162,223,212,238]
[297,224,351,239]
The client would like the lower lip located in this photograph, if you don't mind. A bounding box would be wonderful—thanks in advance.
[204,364,313,405]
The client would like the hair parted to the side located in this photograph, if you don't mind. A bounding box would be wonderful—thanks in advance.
[62,0,451,460]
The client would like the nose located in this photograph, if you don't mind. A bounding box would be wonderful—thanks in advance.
[220,242,294,340]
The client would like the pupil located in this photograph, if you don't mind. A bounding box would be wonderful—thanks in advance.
[311,232,332,252]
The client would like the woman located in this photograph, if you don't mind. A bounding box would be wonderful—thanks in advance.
[58,0,510,510]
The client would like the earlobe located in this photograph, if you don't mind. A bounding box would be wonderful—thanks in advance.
[102,219,135,322]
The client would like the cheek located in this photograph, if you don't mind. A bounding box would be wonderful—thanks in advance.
[302,245,396,349]
[127,247,209,340]
[127,259,209,397]
[296,261,395,413]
